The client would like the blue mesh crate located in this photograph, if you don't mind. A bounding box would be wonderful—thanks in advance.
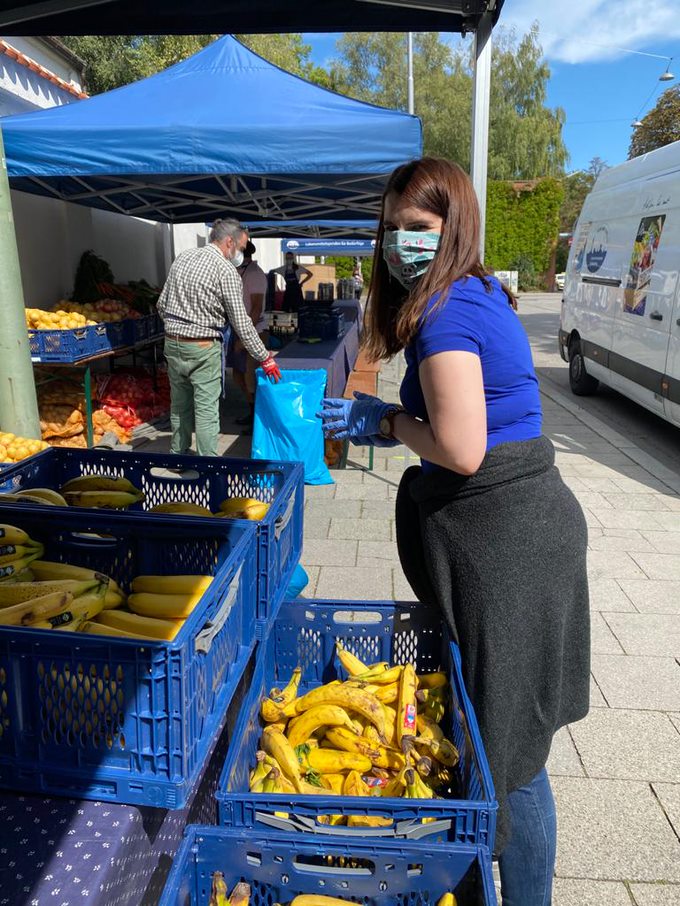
[0,508,257,808]
[104,319,134,349]
[28,324,110,362]
[132,314,153,344]
[160,826,496,906]
[0,448,304,635]
[216,599,497,848]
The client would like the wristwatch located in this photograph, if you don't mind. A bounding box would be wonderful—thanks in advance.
[379,406,405,439]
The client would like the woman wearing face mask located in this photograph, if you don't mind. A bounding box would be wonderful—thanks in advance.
[273,252,313,312]
[320,157,590,906]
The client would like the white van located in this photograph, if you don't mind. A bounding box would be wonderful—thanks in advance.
[559,139,680,426]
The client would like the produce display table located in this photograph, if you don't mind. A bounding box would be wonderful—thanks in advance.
[274,315,360,397]
[0,654,253,906]
[34,337,163,447]
[334,297,363,324]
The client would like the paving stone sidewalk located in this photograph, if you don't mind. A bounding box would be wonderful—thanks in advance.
[300,354,680,906]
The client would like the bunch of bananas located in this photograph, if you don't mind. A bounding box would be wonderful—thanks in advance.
[209,876,250,906]
[60,474,145,509]
[208,885,459,906]
[148,497,270,520]
[248,643,458,826]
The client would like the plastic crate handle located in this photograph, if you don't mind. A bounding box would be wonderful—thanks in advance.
[274,490,296,541]
[194,564,242,654]
[253,812,452,839]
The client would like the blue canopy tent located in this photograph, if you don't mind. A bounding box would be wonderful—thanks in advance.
[1,35,421,226]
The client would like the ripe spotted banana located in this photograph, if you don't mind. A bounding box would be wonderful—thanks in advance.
[149,502,214,517]
[346,814,393,828]
[423,737,459,767]
[353,665,402,685]
[291,685,386,738]
[64,490,144,509]
[270,666,302,704]
[0,589,74,626]
[61,475,140,494]
[128,590,203,619]
[42,584,108,629]
[131,574,213,595]
[0,492,59,506]
[0,549,44,581]
[219,497,270,520]
[0,577,99,606]
[95,610,183,641]
[0,524,30,546]
[397,663,417,746]
[322,727,380,760]
[416,713,444,743]
[261,666,302,722]
[298,748,372,775]
[261,726,304,792]
[286,704,355,749]
[208,870,229,906]
[418,671,448,690]
[342,769,371,797]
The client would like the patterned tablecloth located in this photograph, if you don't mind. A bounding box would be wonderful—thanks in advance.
[0,655,253,906]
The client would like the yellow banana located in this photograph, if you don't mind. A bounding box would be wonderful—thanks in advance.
[270,666,302,704]
[374,683,399,704]
[343,769,371,797]
[262,726,304,792]
[0,524,30,546]
[219,497,270,520]
[436,894,457,906]
[363,723,381,744]
[0,589,73,626]
[425,738,459,768]
[292,684,386,738]
[131,574,212,596]
[249,760,272,792]
[103,588,125,609]
[299,748,372,775]
[381,769,407,798]
[81,619,158,641]
[128,590,204,619]
[0,551,43,581]
[335,641,369,676]
[149,502,214,517]
[382,704,398,747]
[61,475,141,494]
[14,488,68,506]
[53,616,88,632]
[31,561,123,595]
[94,610,183,641]
[209,870,229,906]
[417,671,448,690]
[317,814,345,826]
[323,727,380,760]
[44,582,108,629]
[0,492,58,506]
[0,577,99,606]
[347,814,393,828]
[0,543,42,566]
[64,490,144,509]
[397,664,417,746]
[416,713,444,743]
[353,665,403,686]
[290,897,356,906]
[228,882,250,906]
[321,773,346,794]
[286,704,356,749]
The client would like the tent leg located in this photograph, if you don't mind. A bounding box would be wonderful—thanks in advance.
[471,11,493,262]
[0,126,40,438]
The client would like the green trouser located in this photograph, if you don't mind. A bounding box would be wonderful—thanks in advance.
[164,337,222,456]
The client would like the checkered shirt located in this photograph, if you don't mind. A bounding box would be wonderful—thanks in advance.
[158,243,268,360]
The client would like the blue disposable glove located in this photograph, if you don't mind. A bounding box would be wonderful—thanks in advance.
[320,391,392,439]
[351,434,401,448]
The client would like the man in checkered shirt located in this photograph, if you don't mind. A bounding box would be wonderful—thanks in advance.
[158,218,281,456]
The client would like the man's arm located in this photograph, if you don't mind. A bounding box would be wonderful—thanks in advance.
[220,265,268,361]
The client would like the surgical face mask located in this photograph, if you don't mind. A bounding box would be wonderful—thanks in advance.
[231,249,244,268]
[382,229,440,288]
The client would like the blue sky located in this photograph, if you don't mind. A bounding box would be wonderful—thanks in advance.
[303,0,680,174]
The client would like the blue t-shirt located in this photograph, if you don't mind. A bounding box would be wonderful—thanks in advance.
[400,276,542,471]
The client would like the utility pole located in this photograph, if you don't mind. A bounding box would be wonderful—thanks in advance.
[0,126,41,438]
[407,33,415,115]
[471,12,493,261]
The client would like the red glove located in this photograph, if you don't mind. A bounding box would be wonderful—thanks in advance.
[261,355,281,383]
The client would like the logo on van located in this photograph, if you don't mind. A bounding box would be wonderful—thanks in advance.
[586,226,608,272]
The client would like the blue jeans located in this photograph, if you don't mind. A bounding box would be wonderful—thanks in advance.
[498,767,556,906]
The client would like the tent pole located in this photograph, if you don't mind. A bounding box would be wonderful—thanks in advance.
[471,11,492,262]
[407,33,415,115]
[0,125,41,438]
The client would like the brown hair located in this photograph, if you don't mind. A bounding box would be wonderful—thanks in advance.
[362,157,516,360]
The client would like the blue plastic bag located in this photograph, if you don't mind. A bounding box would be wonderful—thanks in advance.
[252,368,333,485]
[284,563,309,598]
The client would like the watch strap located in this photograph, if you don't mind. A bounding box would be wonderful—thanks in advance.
[381,406,405,439]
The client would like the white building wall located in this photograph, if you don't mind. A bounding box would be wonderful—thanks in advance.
[0,36,84,115]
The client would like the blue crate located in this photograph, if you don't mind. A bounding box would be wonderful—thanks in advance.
[132,314,153,344]
[103,319,133,349]
[216,599,497,848]
[0,448,304,635]
[160,826,496,906]
[28,323,110,362]
[0,508,258,808]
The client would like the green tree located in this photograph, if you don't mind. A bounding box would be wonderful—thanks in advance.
[628,86,680,159]
[59,34,326,95]
[330,25,567,179]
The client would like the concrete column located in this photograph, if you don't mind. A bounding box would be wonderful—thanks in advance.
[0,125,40,437]
[471,11,493,261]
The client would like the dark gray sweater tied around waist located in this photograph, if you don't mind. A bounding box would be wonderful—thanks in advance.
[395,435,590,854]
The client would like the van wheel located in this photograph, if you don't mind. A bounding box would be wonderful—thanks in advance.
[568,340,599,396]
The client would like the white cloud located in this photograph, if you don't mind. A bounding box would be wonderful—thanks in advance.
[501,0,680,64]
